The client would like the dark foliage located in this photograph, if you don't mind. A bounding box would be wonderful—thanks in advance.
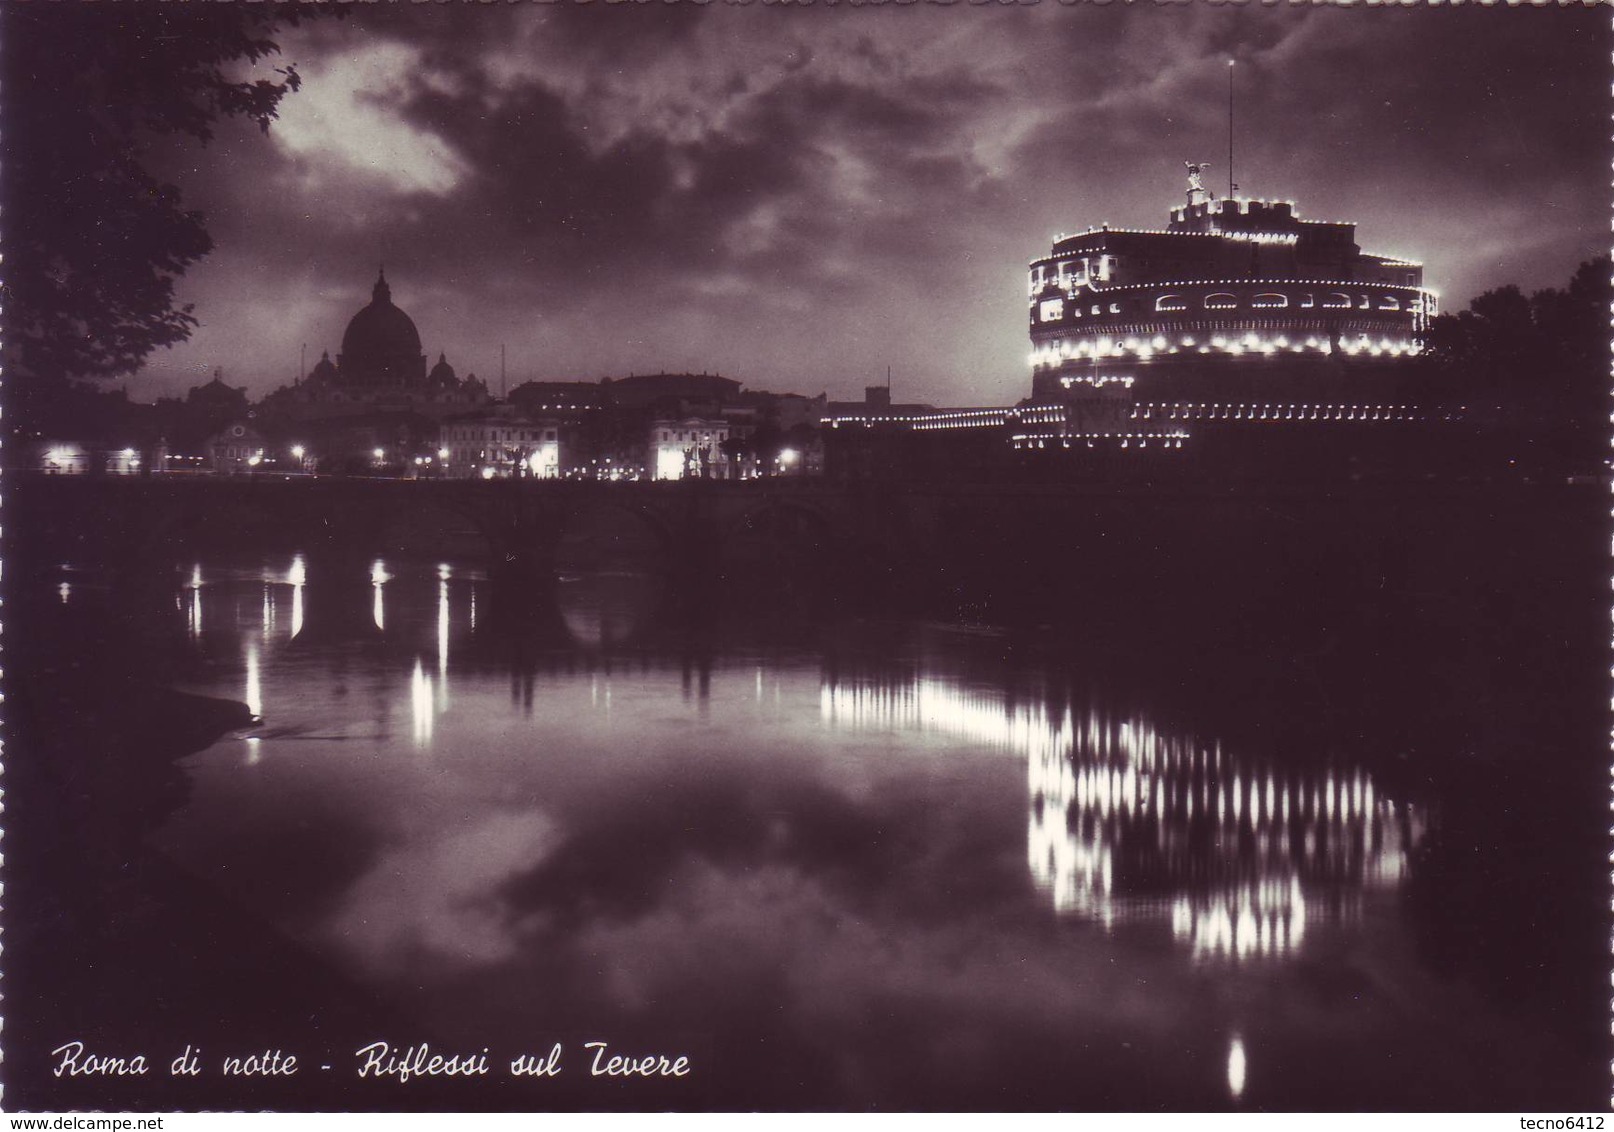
[1421,257,1611,473]
[2,4,327,422]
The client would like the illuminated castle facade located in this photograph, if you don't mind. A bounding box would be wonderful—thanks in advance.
[822,166,1452,479]
[1027,168,1438,401]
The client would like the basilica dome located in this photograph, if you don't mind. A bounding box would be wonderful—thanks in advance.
[427,352,458,388]
[308,350,337,384]
[338,270,424,384]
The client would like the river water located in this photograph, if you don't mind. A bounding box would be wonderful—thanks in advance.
[23,540,1579,1110]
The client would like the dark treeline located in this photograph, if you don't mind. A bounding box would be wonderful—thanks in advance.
[1419,256,1610,476]
[0,4,331,439]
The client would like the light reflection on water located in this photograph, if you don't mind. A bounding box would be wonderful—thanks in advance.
[437,572,450,684]
[1228,1033,1248,1101]
[127,553,1561,1106]
[410,657,435,748]
[288,554,306,637]
[172,555,1427,968]
[822,675,1424,961]
[244,639,263,720]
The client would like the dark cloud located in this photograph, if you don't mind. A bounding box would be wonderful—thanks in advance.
[133,4,1609,405]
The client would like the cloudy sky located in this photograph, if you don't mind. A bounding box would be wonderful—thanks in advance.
[140,4,1608,407]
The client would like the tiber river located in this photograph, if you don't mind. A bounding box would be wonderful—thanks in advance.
[23,539,1609,1111]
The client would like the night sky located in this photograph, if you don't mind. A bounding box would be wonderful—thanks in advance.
[137,4,1609,407]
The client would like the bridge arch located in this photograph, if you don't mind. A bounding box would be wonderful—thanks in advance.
[551,498,677,572]
[716,499,848,584]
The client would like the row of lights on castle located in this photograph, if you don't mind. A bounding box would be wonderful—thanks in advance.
[1133,403,1416,423]
[1031,332,1421,366]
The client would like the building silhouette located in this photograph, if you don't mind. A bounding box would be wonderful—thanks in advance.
[268,271,490,421]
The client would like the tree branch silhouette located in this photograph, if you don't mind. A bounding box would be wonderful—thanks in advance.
[2,4,334,427]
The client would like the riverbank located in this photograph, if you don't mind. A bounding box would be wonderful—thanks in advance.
[4,634,405,1109]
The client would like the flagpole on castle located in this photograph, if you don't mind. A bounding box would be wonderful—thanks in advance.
[1227,58,1236,199]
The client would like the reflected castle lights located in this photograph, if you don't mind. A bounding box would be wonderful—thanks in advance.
[821,674,1425,962]
[819,676,1075,765]
[180,564,1416,970]
[1028,710,1423,961]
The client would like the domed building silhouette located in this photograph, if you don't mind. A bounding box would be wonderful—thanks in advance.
[307,350,338,385]
[270,270,490,422]
[338,270,426,388]
[427,352,459,392]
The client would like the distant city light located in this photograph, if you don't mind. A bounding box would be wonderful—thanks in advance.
[291,445,305,460]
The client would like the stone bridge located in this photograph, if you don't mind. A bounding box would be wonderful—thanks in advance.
[14,474,927,579]
[14,472,1594,656]
[13,476,947,641]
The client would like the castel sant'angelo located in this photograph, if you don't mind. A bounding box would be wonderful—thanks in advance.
[1026,161,1437,404]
